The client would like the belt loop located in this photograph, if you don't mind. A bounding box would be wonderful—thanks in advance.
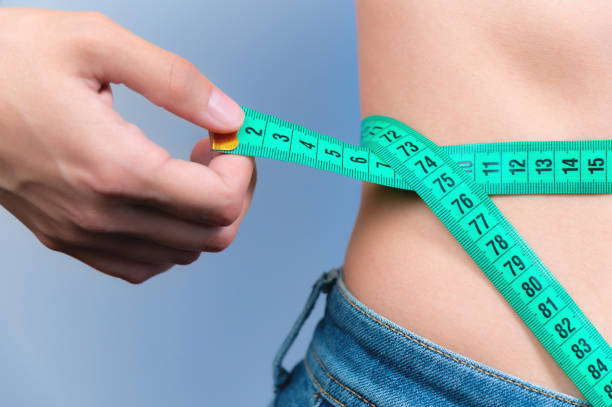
[272,267,340,394]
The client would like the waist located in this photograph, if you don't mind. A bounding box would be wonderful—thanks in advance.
[351,0,612,401]
[342,183,612,400]
[306,266,591,406]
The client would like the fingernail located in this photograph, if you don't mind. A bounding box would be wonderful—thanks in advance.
[206,88,245,131]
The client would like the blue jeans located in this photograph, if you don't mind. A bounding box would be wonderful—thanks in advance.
[270,266,592,407]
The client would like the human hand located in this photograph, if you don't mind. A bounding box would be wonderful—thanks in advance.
[0,8,257,283]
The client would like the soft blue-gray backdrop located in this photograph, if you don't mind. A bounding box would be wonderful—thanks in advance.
[0,1,361,405]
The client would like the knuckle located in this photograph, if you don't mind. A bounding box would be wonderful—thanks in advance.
[122,271,151,285]
[92,169,127,197]
[80,162,135,199]
[69,208,111,233]
[215,188,243,226]
[121,265,171,285]
[165,56,198,107]
[37,232,65,252]
[56,225,86,246]
[70,11,121,63]
[206,228,236,252]
[217,204,241,227]
[36,216,84,247]
[175,251,201,266]
[79,11,114,26]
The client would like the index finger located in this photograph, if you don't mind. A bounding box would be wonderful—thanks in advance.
[83,13,244,133]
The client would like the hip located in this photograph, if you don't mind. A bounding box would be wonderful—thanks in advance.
[343,182,612,400]
[271,266,591,406]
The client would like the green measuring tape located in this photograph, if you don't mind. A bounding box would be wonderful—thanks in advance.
[212,106,612,407]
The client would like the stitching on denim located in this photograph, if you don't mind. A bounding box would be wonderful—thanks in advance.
[311,348,378,407]
[312,390,320,407]
[335,284,590,407]
[305,357,345,407]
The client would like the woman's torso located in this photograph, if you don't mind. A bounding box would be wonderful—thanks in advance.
[344,0,612,400]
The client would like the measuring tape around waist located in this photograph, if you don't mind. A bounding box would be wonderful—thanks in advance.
[212,106,612,407]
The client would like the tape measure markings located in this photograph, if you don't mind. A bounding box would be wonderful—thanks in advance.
[361,115,612,405]
[217,108,612,195]
[212,107,612,406]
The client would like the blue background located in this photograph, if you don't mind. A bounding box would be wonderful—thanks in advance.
[0,1,361,405]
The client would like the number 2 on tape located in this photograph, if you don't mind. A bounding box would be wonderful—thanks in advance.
[212,107,612,406]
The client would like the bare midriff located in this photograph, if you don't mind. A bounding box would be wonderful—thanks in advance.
[344,1,612,400]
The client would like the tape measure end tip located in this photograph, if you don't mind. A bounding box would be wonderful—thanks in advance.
[211,132,239,151]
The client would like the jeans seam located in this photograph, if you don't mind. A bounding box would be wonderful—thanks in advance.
[312,390,320,407]
[311,348,378,407]
[335,284,590,407]
[304,356,346,407]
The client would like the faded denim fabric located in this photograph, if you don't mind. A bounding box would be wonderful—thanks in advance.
[270,266,591,407]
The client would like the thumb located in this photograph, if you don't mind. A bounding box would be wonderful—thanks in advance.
[191,134,255,169]
[87,17,244,133]
[191,134,256,189]
[190,135,221,166]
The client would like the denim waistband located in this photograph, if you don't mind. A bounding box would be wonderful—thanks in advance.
[275,265,592,407]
